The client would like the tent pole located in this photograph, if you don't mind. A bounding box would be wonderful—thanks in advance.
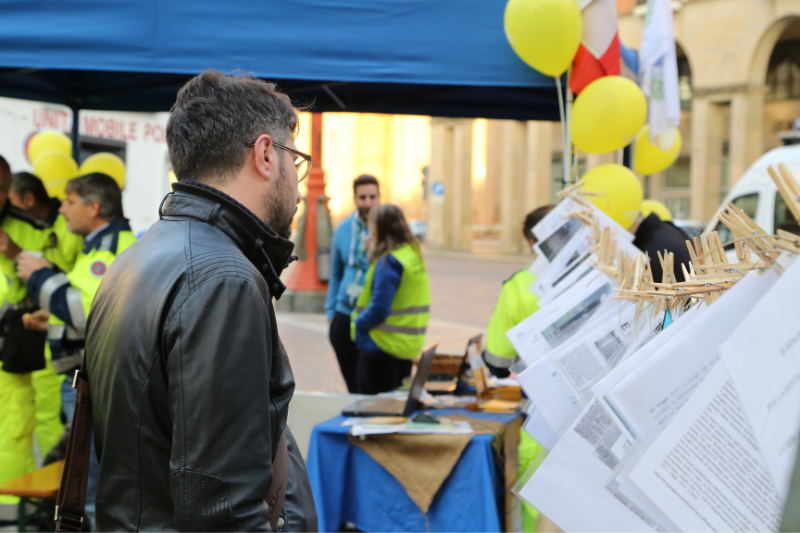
[565,68,573,184]
[71,107,81,163]
[555,76,568,190]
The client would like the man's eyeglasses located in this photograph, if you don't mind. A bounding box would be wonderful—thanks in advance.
[246,140,311,182]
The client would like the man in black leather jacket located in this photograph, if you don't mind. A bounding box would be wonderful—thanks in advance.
[86,70,317,531]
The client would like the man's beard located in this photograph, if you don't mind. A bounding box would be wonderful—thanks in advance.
[358,206,370,222]
[263,161,297,240]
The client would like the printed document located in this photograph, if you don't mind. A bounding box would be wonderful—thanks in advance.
[520,397,666,532]
[602,271,776,439]
[628,362,783,532]
[720,257,800,498]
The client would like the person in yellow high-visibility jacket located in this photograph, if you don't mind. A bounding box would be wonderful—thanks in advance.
[0,157,51,505]
[484,204,553,532]
[10,171,84,457]
[18,173,136,527]
[351,204,430,395]
[483,205,553,377]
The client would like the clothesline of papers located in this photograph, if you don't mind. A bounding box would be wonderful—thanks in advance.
[510,165,800,532]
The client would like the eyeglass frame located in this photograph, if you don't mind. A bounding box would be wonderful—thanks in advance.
[245,139,311,182]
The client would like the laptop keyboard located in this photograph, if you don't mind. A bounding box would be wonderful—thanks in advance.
[362,398,406,414]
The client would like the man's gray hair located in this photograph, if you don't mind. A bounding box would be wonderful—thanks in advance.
[167,70,300,186]
[66,173,124,221]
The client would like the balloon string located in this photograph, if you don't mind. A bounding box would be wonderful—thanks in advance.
[555,76,568,190]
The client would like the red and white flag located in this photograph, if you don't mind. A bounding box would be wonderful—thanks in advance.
[569,0,621,94]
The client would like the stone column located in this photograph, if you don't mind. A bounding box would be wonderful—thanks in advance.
[648,172,665,201]
[499,120,528,254]
[730,88,765,186]
[585,151,616,172]
[525,121,553,212]
[690,98,726,220]
[427,118,473,251]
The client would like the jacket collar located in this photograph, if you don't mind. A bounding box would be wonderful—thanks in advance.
[46,198,62,226]
[160,181,296,299]
[83,218,132,254]
[350,210,365,228]
[634,213,662,241]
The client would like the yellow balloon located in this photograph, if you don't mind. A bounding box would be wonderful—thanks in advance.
[27,131,72,163]
[504,0,582,77]
[32,150,78,199]
[633,126,682,175]
[79,152,126,190]
[571,76,647,154]
[579,164,643,229]
[641,199,672,222]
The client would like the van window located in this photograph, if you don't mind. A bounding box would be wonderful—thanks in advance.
[774,192,800,236]
[713,193,759,246]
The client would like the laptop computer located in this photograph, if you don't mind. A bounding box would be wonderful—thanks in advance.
[424,333,483,394]
[463,333,488,396]
[341,344,439,417]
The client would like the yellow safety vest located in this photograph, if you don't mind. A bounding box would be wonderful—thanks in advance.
[351,243,430,360]
[43,205,83,273]
[0,204,49,307]
[485,269,541,369]
[42,223,137,374]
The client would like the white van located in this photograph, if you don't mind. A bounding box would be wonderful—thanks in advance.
[704,145,800,251]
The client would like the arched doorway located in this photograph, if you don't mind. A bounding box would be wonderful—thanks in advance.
[763,19,800,151]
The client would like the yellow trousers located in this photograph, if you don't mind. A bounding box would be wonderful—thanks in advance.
[0,370,36,505]
[31,345,65,457]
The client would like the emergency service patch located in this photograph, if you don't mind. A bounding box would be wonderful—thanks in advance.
[90,261,107,277]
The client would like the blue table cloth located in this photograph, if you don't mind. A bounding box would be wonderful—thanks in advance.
[306,409,520,532]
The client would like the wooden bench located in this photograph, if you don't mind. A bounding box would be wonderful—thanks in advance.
[0,460,64,532]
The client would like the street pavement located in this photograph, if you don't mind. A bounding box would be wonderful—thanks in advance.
[278,250,529,393]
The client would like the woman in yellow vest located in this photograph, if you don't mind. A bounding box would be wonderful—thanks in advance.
[351,204,430,394]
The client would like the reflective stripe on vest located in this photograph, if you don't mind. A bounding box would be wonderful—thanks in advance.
[484,349,518,369]
[353,305,430,316]
[376,323,427,335]
[39,273,70,311]
[52,353,82,374]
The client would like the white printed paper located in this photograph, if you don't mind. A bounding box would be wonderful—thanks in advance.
[520,398,665,532]
[629,362,783,532]
[721,256,800,498]
[592,301,706,440]
[603,271,776,439]
[507,275,614,366]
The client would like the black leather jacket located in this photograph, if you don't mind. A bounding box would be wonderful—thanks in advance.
[87,182,316,531]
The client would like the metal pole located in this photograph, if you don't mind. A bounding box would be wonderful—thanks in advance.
[556,76,568,189]
[565,70,573,184]
[70,107,81,163]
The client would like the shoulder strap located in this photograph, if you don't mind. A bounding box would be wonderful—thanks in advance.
[55,354,92,532]
[54,354,290,532]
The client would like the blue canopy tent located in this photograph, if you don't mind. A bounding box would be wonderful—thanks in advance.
[0,0,562,120]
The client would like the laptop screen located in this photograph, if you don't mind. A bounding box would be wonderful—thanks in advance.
[466,335,485,396]
[405,345,438,414]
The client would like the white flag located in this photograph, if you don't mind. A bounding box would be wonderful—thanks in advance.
[639,0,680,141]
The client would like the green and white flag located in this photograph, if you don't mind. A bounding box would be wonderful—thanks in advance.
[639,0,680,143]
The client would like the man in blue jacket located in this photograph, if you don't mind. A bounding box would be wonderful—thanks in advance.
[326,174,380,392]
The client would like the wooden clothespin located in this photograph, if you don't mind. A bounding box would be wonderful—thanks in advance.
[769,163,800,223]
[775,229,800,254]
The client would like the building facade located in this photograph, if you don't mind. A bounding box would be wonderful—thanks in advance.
[426,0,800,254]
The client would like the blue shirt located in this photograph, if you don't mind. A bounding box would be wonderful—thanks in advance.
[325,211,370,320]
[354,254,403,354]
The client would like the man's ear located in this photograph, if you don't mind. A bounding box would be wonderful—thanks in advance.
[23,192,36,209]
[251,133,276,182]
[90,200,101,219]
